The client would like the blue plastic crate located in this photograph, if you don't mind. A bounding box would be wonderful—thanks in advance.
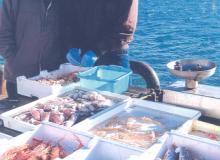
[77,65,132,93]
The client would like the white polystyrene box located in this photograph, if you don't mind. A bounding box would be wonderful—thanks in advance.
[74,99,201,131]
[0,87,130,132]
[65,137,143,160]
[0,95,57,132]
[0,132,12,146]
[177,120,220,143]
[0,123,92,159]
[74,99,201,150]
[0,132,12,140]
[17,63,87,98]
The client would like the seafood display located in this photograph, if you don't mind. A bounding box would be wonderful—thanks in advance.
[0,137,82,160]
[91,116,166,149]
[90,103,192,149]
[14,89,118,127]
[36,72,79,86]
[190,130,220,141]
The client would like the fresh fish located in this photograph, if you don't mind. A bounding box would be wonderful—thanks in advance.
[85,104,96,112]
[29,118,40,125]
[49,112,65,124]
[178,147,193,160]
[62,108,74,120]
[49,105,59,112]
[82,94,90,100]
[30,108,41,121]
[71,92,79,100]
[41,111,50,121]
[65,111,80,127]
[43,105,52,112]
[163,146,178,160]
[77,103,90,112]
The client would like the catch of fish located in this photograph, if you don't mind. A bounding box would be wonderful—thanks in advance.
[35,72,79,86]
[0,137,83,160]
[14,89,117,127]
[158,145,205,160]
[91,116,166,149]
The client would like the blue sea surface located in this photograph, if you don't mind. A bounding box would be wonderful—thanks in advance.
[130,0,220,88]
[0,0,219,88]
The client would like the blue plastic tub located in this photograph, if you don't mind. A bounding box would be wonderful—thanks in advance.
[77,65,132,93]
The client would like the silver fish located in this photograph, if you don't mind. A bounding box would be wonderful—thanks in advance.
[178,147,193,160]
[163,146,178,160]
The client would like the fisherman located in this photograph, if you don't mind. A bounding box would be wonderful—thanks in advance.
[0,0,66,106]
[63,0,138,68]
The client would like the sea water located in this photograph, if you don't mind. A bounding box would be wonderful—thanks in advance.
[130,0,220,88]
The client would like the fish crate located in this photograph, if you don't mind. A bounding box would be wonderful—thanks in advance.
[67,138,143,160]
[0,132,12,140]
[73,99,201,150]
[17,63,87,98]
[153,132,220,160]
[77,65,132,94]
[0,132,12,146]
[0,87,129,132]
[177,120,220,142]
[0,122,92,160]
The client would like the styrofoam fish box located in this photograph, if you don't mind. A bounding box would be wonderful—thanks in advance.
[0,87,130,132]
[74,99,201,150]
[17,63,87,98]
[0,123,92,159]
[0,95,55,132]
[153,132,220,160]
[0,132,12,146]
[177,120,220,142]
[0,132,12,140]
[67,138,143,160]
[78,65,132,93]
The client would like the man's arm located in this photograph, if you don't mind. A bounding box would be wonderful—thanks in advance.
[97,0,138,55]
[0,0,16,59]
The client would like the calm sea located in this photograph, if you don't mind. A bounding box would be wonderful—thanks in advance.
[0,0,219,88]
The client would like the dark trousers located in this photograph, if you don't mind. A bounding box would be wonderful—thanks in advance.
[6,81,18,99]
